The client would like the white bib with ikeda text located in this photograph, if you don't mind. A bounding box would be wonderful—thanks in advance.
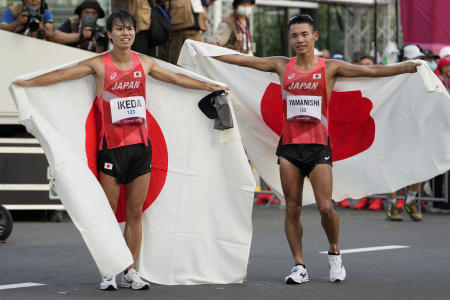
[110,96,146,125]
[286,95,322,122]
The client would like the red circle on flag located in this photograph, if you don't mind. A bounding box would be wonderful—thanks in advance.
[85,107,168,223]
[259,83,375,162]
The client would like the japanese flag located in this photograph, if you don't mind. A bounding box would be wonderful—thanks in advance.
[8,32,255,284]
[178,40,450,204]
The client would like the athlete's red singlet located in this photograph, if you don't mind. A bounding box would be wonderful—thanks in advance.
[95,52,148,149]
[281,57,329,145]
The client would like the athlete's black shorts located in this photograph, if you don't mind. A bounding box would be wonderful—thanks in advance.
[97,137,152,184]
[276,137,332,177]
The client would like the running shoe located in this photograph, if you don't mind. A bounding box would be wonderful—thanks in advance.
[100,274,117,291]
[120,269,150,290]
[403,200,423,221]
[285,264,309,284]
[386,205,403,221]
[353,198,368,210]
[337,199,351,208]
[328,253,346,282]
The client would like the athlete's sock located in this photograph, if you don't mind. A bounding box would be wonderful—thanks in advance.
[124,269,129,275]
[387,198,396,210]
[295,263,306,268]
[405,190,418,205]
[328,251,340,256]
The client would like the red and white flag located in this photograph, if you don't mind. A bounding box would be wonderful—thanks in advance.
[179,40,450,203]
[8,33,255,284]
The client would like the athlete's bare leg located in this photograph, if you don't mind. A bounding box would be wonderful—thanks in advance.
[124,173,150,269]
[308,164,340,254]
[98,171,121,213]
[280,157,305,265]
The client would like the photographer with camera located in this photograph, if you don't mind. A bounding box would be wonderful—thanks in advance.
[48,0,108,53]
[0,0,54,39]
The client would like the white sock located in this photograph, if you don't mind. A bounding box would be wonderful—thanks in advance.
[405,190,417,205]
[387,198,396,209]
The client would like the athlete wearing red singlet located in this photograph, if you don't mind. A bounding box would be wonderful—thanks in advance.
[276,56,332,178]
[96,51,152,184]
[97,51,148,149]
[281,56,329,145]
[215,13,419,285]
[14,10,227,291]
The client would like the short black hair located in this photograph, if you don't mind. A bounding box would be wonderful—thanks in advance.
[232,0,255,9]
[360,55,375,63]
[106,10,136,32]
[288,14,317,32]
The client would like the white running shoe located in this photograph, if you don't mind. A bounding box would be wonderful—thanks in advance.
[120,269,150,290]
[328,253,346,282]
[285,264,309,284]
[100,274,117,290]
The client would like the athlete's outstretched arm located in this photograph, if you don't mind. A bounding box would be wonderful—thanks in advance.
[214,54,287,74]
[14,59,96,87]
[147,59,227,92]
[332,60,421,78]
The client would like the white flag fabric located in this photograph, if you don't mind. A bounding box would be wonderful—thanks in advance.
[178,40,450,203]
[9,54,255,284]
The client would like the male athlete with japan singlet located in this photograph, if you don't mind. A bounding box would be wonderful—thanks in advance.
[215,14,420,284]
[15,10,226,291]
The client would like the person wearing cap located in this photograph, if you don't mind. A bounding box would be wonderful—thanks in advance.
[439,46,450,60]
[423,49,439,72]
[330,53,346,61]
[434,46,450,88]
[437,58,450,91]
[48,0,108,53]
[209,0,255,55]
[398,44,424,62]
[384,44,425,222]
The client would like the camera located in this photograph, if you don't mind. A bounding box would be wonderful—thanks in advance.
[80,14,107,46]
[26,7,42,32]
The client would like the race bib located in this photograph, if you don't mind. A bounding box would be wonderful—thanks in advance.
[110,96,146,125]
[286,95,322,122]
[190,0,204,13]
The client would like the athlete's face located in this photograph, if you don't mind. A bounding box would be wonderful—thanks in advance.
[288,23,318,55]
[107,20,135,49]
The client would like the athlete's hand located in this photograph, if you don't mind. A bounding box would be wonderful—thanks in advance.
[403,61,421,73]
[13,80,31,87]
[206,83,229,92]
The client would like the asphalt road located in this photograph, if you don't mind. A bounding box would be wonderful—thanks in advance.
[1,205,450,300]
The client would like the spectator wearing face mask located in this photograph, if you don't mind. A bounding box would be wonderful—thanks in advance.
[209,0,255,55]
[423,49,439,72]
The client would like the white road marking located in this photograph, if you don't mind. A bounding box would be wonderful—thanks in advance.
[0,282,46,290]
[0,147,44,154]
[0,138,39,144]
[3,204,64,210]
[0,184,49,191]
[319,245,410,254]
